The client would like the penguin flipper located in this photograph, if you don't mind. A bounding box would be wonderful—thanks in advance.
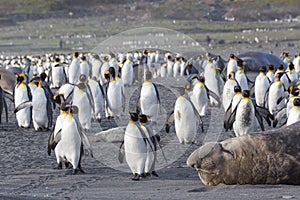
[3,95,8,123]
[165,111,174,133]
[255,105,274,126]
[48,129,62,156]
[118,141,125,163]
[206,86,221,107]
[80,131,94,158]
[254,108,265,131]
[276,91,289,105]
[152,83,161,105]
[224,102,233,131]
[226,100,240,131]
[273,108,287,128]
[14,101,33,113]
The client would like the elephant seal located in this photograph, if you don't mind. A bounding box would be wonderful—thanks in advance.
[237,51,286,71]
[187,122,300,186]
[0,67,16,95]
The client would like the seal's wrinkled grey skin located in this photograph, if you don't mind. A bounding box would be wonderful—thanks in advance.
[187,122,300,186]
[237,51,286,71]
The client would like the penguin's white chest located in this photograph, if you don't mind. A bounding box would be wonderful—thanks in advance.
[32,87,48,128]
[140,83,159,120]
[107,81,123,114]
[124,123,147,174]
[121,62,133,86]
[287,107,300,126]
[233,99,255,136]
[174,97,197,144]
[190,83,208,117]
[254,75,270,107]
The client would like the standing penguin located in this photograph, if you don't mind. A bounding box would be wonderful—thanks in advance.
[172,87,201,144]
[136,72,160,124]
[266,64,275,83]
[203,59,223,106]
[235,66,250,91]
[50,105,83,174]
[14,74,32,128]
[226,54,238,77]
[224,90,268,137]
[68,52,80,84]
[268,72,285,115]
[72,74,93,130]
[222,72,238,111]
[124,113,148,181]
[121,55,133,86]
[80,55,90,79]
[138,114,157,177]
[88,77,105,122]
[48,57,67,89]
[254,66,271,107]
[106,67,125,118]
[287,98,300,126]
[32,81,52,131]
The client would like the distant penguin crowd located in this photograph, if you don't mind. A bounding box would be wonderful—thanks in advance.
[0,50,300,179]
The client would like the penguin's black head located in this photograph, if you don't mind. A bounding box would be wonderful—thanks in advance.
[79,74,87,82]
[17,75,24,84]
[70,105,79,114]
[288,62,294,70]
[129,112,138,122]
[259,66,267,73]
[81,55,86,61]
[109,67,116,77]
[77,82,86,90]
[293,98,300,106]
[104,70,110,80]
[268,64,274,71]
[199,76,205,83]
[242,90,250,98]
[234,85,241,93]
[55,57,60,63]
[60,102,69,112]
[139,114,148,123]
[230,54,235,59]
[40,72,47,82]
[53,94,62,105]
[291,87,300,96]
[278,64,284,70]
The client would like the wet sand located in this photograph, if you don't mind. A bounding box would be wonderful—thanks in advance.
[0,76,299,200]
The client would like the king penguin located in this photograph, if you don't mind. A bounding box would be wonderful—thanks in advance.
[268,72,285,115]
[137,71,160,124]
[68,52,80,84]
[287,98,300,126]
[14,74,32,128]
[88,77,105,122]
[52,105,83,174]
[124,113,148,181]
[224,90,268,137]
[222,72,238,111]
[72,74,93,130]
[121,55,134,86]
[254,66,271,107]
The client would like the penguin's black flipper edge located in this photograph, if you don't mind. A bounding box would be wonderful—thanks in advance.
[165,110,174,133]
[118,141,125,164]
[254,108,264,131]
[14,101,33,113]
[224,102,233,131]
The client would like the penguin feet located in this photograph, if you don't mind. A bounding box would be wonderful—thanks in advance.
[53,163,62,170]
[65,162,73,169]
[145,172,151,178]
[131,173,141,181]
[151,171,159,177]
[72,169,78,175]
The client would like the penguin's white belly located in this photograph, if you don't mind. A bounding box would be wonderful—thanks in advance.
[268,83,284,115]
[52,67,64,87]
[140,86,159,121]
[174,97,196,144]
[160,67,166,78]
[73,90,91,130]
[32,89,48,129]
[56,116,81,169]
[121,63,133,86]
[124,124,147,174]
[233,100,255,137]
[222,81,237,111]
[68,60,80,84]
[15,86,31,127]
[287,107,300,126]
[89,80,105,119]
[255,76,269,107]
[190,84,208,117]
[107,83,123,115]
[236,74,249,91]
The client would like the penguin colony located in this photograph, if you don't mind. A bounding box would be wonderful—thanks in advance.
[0,50,300,180]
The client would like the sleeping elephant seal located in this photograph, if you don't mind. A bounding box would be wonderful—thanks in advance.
[187,122,300,186]
[237,51,287,71]
[0,67,16,95]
